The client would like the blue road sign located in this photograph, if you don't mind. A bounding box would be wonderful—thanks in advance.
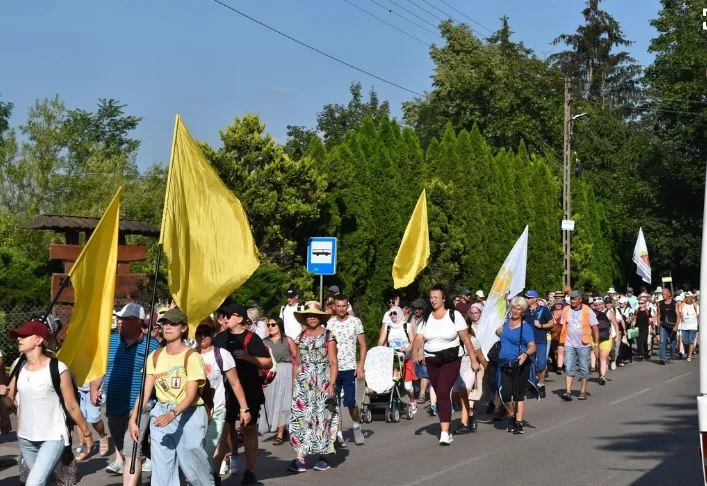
[307,237,337,275]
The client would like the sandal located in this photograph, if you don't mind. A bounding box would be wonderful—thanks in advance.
[273,436,285,446]
[561,392,572,402]
[578,393,587,401]
[99,436,110,456]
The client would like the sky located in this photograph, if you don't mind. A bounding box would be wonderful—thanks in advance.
[2,0,662,170]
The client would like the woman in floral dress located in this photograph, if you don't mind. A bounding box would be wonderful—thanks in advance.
[287,301,338,473]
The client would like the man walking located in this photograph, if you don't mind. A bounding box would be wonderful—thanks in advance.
[559,290,600,401]
[326,294,367,446]
[280,287,303,340]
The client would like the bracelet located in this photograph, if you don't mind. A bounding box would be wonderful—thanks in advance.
[240,408,250,413]
[170,409,178,417]
[83,432,92,438]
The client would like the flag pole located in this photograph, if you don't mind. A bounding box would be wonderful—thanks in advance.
[129,245,161,474]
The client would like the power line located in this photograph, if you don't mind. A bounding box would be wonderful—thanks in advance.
[208,0,423,96]
[344,0,432,46]
[368,0,439,35]
[388,0,438,29]
[435,0,494,34]
[417,0,486,38]
[405,0,445,22]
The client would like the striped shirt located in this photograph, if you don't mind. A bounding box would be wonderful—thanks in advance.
[103,332,160,416]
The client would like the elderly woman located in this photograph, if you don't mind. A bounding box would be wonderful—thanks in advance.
[412,284,480,446]
[288,302,338,473]
[495,296,536,435]
[377,305,417,414]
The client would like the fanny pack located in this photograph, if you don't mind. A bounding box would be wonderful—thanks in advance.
[502,359,521,373]
[428,345,460,363]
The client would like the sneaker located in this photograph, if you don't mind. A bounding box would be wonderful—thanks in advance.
[410,402,417,415]
[241,469,257,485]
[287,459,307,473]
[219,458,229,476]
[141,458,152,472]
[455,424,471,434]
[660,360,666,365]
[105,458,123,474]
[687,356,693,362]
[617,361,624,367]
[507,417,515,432]
[470,415,478,432]
[427,404,437,417]
[353,426,364,446]
[313,459,330,471]
[439,431,452,445]
[513,421,525,435]
[538,384,546,399]
[599,376,606,386]
[335,433,347,448]
[609,362,617,370]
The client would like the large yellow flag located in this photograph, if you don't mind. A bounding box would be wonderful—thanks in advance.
[392,189,430,288]
[160,115,259,332]
[57,187,122,386]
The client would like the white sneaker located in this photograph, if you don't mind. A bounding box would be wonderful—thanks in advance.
[609,362,617,370]
[141,458,152,472]
[219,458,229,476]
[105,457,123,474]
[439,431,452,445]
[353,426,364,446]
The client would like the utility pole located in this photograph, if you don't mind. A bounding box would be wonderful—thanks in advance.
[563,78,572,289]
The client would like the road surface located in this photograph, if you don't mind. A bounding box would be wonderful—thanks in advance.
[0,357,700,485]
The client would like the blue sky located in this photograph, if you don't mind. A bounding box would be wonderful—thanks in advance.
[2,0,661,170]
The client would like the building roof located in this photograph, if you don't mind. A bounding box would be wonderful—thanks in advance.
[21,214,159,236]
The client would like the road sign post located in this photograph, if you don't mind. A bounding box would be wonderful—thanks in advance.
[307,237,337,306]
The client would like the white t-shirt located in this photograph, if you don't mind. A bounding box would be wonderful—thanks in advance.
[386,322,410,351]
[327,315,364,371]
[16,359,70,446]
[421,310,466,357]
[202,347,236,413]
[681,303,699,331]
[281,304,302,340]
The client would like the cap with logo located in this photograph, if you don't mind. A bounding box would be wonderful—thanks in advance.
[285,287,298,298]
[157,308,188,325]
[10,320,50,340]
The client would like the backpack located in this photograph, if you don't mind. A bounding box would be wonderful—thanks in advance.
[243,331,275,389]
[594,309,612,341]
[10,356,80,430]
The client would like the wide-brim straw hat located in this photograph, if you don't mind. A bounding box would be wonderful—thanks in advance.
[294,301,331,325]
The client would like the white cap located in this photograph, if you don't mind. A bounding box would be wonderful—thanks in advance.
[618,296,629,304]
[114,303,146,319]
[675,294,685,302]
[607,287,616,294]
[475,290,485,298]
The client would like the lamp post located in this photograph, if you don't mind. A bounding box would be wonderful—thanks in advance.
[562,77,587,289]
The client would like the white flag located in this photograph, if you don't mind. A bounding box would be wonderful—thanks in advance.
[632,227,651,284]
[477,226,529,358]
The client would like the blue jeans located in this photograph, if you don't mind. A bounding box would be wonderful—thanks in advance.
[18,438,65,486]
[149,402,213,486]
[564,345,591,380]
[660,326,677,361]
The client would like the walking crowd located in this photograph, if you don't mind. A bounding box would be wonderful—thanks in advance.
[0,282,699,485]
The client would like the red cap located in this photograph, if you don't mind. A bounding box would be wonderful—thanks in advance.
[10,320,49,340]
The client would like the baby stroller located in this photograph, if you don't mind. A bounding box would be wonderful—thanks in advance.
[361,346,414,423]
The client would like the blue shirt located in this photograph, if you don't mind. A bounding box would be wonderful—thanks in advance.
[524,305,553,341]
[103,332,160,416]
[498,320,535,365]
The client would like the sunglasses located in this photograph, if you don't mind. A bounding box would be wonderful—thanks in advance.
[267,323,279,328]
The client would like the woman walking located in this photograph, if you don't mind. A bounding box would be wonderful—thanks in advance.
[412,284,480,445]
[0,320,93,486]
[129,308,213,486]
[260,316,296,444]
[452,312,486,434]
[495,297,536,435]
[288,302,338,473]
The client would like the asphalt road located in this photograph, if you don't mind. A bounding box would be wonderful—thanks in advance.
[0,357,701,486]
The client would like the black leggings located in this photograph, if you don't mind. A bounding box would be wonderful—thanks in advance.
[425,356,461,422]
[636,325,650,358]
[500,361,531,403]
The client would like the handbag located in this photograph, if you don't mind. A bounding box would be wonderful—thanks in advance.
[626,327,639,340]
[431,345,460,363]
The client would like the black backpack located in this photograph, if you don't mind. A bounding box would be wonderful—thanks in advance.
[594,309,612,341]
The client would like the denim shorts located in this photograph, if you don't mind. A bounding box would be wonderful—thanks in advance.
[564,345,591,380]
[415,362,429,379]
[682,330,697,345]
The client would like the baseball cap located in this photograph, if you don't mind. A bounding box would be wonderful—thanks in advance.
[115,303,146,319]
[525,290,539,298]
[593,297,604,304]
[475,290,485,298]
[285,287,298,298]
[412,298,426,309]
[157,308,188,324]
[328,285,340,294]
[219,303,248,318]
[618,296,629,304]
[569,289,583,299]
[11,320,50,340]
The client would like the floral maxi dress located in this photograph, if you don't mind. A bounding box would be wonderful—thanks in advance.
[289,331,336,455]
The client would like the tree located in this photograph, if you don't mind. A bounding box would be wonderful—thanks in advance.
[549,0,642,107]
[404,19,563,153]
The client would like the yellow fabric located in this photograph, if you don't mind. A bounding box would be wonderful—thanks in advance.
[392,189,430,289]
[160,115,260,334]
[147,348,205,406]
[57,187,122,386]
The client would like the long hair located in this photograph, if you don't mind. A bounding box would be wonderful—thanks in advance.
[267,316,285,340]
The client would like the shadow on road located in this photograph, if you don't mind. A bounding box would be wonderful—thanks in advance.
[595,398,701,484]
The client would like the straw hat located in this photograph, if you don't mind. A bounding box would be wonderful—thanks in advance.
[294,301,331,325]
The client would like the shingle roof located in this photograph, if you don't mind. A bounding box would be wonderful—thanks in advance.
[21,214,159,236]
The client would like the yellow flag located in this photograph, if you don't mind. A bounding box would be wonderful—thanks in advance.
[57,187,122,386]
[392,189,430,288]
[160,115,259,332]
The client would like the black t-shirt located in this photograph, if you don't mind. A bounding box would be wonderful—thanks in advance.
[212,329,269,411]
[635,308,652,328]
[659,300,677,326]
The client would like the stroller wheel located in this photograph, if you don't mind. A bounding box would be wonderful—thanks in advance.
[365,407,373,423]
[392,407,400,423]
[385,408,392,423]
[405,403,414,420]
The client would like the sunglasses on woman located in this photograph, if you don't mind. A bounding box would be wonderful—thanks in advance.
[267,322,279,328]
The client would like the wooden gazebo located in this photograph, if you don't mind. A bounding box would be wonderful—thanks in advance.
[21,214,160,303]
